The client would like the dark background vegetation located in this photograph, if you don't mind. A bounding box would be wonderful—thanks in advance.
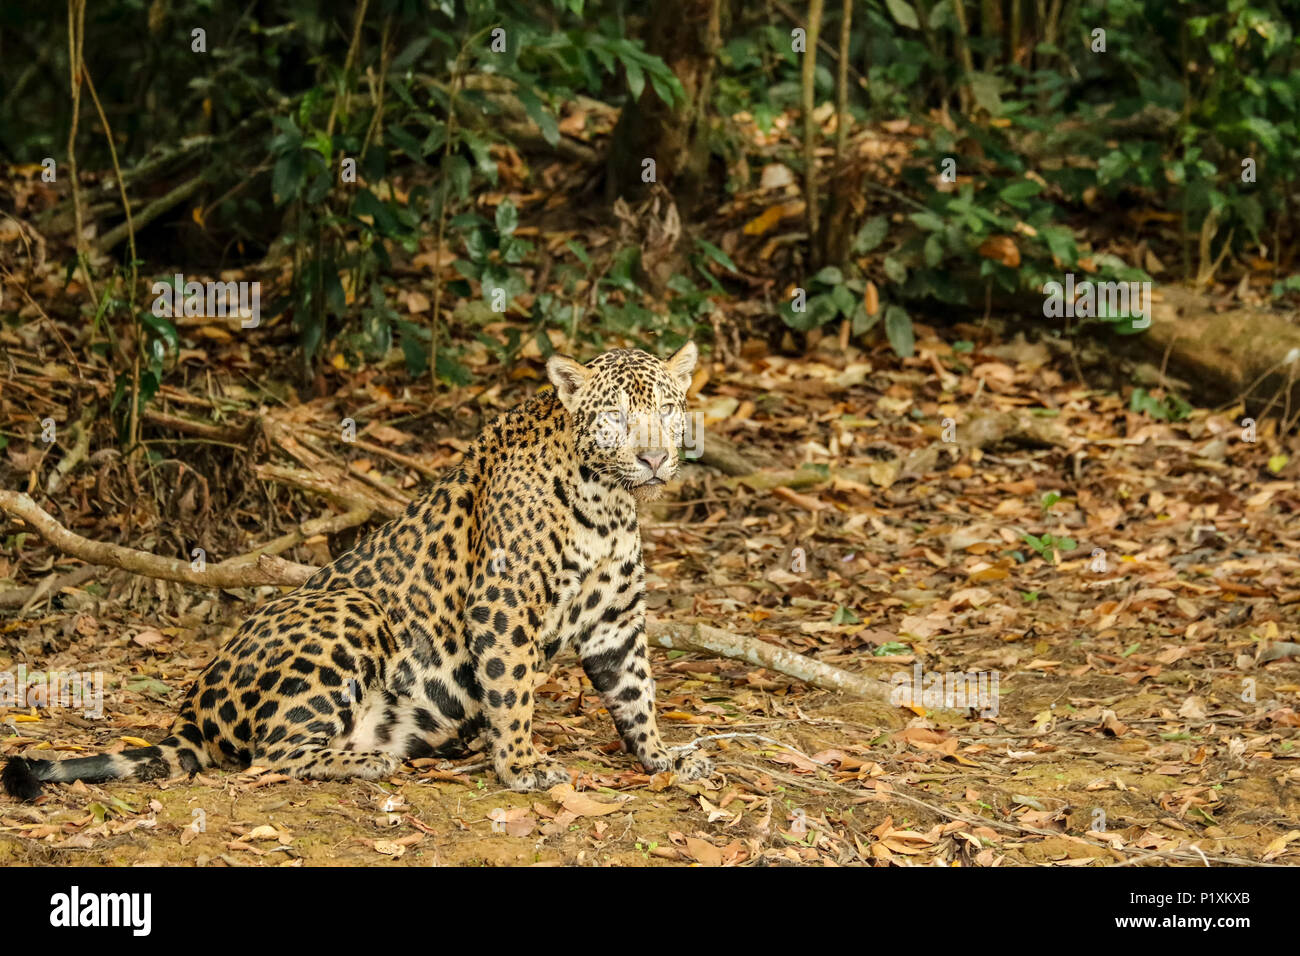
[2,0,1297,418]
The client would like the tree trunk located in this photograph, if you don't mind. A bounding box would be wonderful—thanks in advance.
[604,0,724,212]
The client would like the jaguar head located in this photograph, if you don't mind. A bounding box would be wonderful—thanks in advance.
[547,342,698,502]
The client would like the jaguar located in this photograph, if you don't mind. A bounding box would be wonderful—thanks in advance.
[3,342,713,798]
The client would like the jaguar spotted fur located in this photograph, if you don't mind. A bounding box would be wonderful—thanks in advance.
[2,342,712,798]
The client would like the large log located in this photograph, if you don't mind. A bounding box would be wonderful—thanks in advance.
[1145,286,1300,417]
[907,276,1300,418]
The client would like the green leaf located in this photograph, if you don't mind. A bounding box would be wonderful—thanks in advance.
[968,71,1004,115]
[324,265,345,314]
[781,293,835,332]
[884,305,914,358]
[443,154,471,200]
[516,86,560,146]
[391,36,432,71]
[999,181,1043,209]
[884,0,920,29]
[386,124,424,162]
[813,266,843,286]
[139,310,179,353]
[851,302,878,335]
[695,239,737,273]
[924,233,944,267]
[831,605,860,625]
[1097,150,1129,185]
[462,133,498,186]
[466,228,490,264]
[1240,116,1280,154]
[495,198,519,237]
[623,55,645,100]
[1040,226,1076,265]
[909,211,946,232]
[396,319,429,376]
[435,350,473,386]
[353,189,398,235]
[566,239,592,267]
[125,676,170,697]
[1129,387,1166,419]
[271,150,306,204]
[304,132,332,162]
[830,284,856,316]
[304,167,332,205]
[648,70,681,109]
[852,216,889,253]
[535,328,555,358]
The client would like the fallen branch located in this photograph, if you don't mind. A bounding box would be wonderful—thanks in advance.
[210,506,373,569]
[143,408,248,442]
[647,620,893,703]
[712,407,1073,495]
[301,424,445,481]
[721,465,877,492]
[0,491,887,701]
[254,463,405,519]
[0,491,316,589]
[93,174,205,253]
[45,406,95,495]
[0,565,99,610]
[691,430,776,476]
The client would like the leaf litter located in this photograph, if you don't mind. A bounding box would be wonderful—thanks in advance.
[2,295,1298,867]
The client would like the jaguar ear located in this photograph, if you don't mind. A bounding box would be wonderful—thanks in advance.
[546,354,589,410]
[664,341,698,392]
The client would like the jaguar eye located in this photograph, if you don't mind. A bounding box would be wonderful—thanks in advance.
[659,404,675,418]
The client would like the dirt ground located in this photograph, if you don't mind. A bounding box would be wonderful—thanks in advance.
[3,330,1299,866]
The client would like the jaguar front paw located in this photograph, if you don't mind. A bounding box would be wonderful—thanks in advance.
[672,750,713,781]
[497,756,573,792]
[641,748,713,781]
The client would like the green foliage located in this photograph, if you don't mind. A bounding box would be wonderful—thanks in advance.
[830,605,860,625]
[1129,387,1192,422]
[6,0,1298,387]
[1021,532,1077,564]
[2,1,693,380]
[858,0,1298,314]
[873,641,911,656]
[779,267,864,332]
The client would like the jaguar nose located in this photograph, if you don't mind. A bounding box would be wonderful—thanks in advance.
[637,450,669,473]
